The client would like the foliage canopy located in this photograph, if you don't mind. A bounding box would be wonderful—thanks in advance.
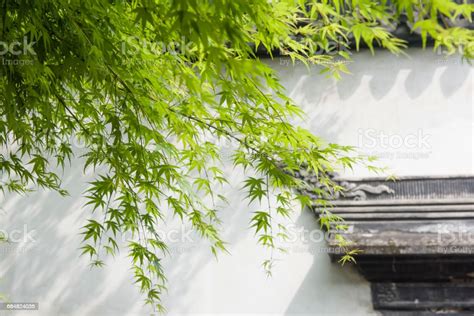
[0,0,472,311]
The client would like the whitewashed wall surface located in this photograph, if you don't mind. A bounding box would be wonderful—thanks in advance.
[0,48,472,315]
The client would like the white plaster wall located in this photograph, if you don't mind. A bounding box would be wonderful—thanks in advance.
[274,49,473,177]
[0,160,375,316]
[0,49,471,316]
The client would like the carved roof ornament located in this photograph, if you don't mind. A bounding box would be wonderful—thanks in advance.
[331,180,395,200]
[293,168,395,201]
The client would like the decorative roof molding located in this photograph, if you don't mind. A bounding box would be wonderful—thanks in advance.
[302,174,474,314]
[295,170,396,201]
[332,180,395,201]
[255,11,474,58]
